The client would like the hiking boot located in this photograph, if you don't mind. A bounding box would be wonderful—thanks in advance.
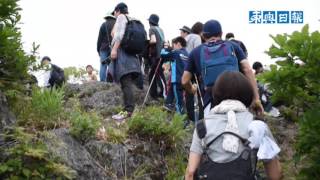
[112,111,132,121]
[163,104,174,112]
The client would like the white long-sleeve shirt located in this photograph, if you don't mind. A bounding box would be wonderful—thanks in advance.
[112,14,129,44]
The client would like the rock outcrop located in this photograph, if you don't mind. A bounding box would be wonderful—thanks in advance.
[0,91,15,132]
[85,139,165,179]
[65,82,150,117]
[44,128,113,180]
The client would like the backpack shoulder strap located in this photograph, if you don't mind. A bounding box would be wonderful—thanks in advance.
[124,15,130,22]
[206,131,249,148]
[155,27,165,42]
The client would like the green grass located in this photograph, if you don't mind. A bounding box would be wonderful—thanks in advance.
[128,106,186,149]
[69,111,101,144]
[17,86,66,129]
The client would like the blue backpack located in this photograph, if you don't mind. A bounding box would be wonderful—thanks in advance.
[200,41,239,87]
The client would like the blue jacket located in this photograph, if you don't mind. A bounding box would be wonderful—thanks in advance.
[161,48,189,83]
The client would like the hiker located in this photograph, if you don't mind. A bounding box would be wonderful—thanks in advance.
[161,37,189,114]
[41,56,65,88]
[225,32,248,57]
[84,65,97,82]
[252,61,273,112]
[110,2,145,120]
[184,22,203,123]
[185,71,282,180]
[186,22,203,53]
[97,12,115,82]
[182,19,263,115]
[252,61,264,75]
[180,25,192,38]
[148,14,167,100]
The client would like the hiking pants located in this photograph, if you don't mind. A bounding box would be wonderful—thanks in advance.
[120,73,137,113]
[186,92,195,121]
[186,76,197,121]
[165,83,184,114]
[99,50,109,82]
[148,57,167,99]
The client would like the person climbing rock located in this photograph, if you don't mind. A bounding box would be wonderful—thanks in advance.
[41,56,65,88]
[110,2,145,121]
[148,14,167,100]
[185,71,281,180]
[97,12,115,82]
[182,19,263,116]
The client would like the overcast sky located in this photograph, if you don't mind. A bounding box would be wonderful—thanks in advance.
[19,0,320,70]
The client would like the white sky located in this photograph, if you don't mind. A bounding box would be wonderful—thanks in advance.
[19,0,320,70]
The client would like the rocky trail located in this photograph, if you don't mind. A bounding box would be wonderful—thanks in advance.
[0,82,297,179]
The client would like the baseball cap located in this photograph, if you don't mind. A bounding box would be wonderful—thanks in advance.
[113,2,128,14]
[203,20,222,37]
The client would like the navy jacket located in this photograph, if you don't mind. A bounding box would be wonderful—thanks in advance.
[161,48,189,83]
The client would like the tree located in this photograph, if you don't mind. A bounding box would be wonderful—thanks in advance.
[261,24,320,179]
[0,0,37,96]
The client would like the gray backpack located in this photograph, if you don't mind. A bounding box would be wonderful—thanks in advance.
[195,120,258,180]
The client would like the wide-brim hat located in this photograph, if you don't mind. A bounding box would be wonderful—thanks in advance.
[104,12,115,19]
[179,26,191,33]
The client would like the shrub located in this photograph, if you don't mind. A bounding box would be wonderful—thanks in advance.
[260,24,320,113]
[128,106,186,149]
[295,107,320,179]
[165,150,188,180]
[17,87,66,129]
[69,111,101,144]
[260,24,320,179]
[0,127,76,179]
[63,66,86,81]
[0,0,37,98]
[106,126,127,144]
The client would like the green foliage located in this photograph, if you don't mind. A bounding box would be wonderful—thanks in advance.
[261,24,320,111]
[17,86,66,129]
[106,126,127,144]
[0,0,37,95]
[0,127,76,179]
[261,24,320,178]
[63,66,86,81]
[128,106,186,149]
[69,111,101,144]
[295,107,320,179]
[165,150,188,180]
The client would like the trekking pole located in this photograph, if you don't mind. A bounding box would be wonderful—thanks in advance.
[194,74,204,107]
[142,58,163,107]
[194,74,205,121]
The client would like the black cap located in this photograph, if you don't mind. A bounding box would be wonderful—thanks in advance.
[179,26,191,34]
[113,2,128,14]
[41,56,51,62]
[148,14,159,26]
[225,32,235,40]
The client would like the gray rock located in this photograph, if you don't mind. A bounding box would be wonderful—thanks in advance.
[85,139,165,179]
[44,128,113,180]
[65,82,152,117]
[0,91,16,132]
